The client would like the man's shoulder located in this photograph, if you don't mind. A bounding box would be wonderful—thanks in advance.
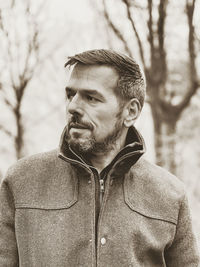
[2,150,77,209]
[132,157,184,192]
[6,149,59,174]
[3,149,70,185]
[126,157,185,224]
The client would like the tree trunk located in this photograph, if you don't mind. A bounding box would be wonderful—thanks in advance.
[152,111,165,167]
[14,107,24,159]
[163,120,177,175]
[152,111,177,175]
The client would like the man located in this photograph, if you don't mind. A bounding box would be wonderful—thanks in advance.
[0,49,199,266]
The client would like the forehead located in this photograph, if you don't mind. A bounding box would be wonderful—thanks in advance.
[67,64,119,94]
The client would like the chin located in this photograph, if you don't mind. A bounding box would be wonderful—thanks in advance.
[68,137,94,154]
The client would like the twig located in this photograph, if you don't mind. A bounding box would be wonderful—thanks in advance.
[102,0,132,57]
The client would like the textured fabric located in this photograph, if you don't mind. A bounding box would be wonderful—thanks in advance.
[0,127,199,267]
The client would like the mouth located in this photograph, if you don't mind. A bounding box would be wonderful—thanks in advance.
[69,123,90,130]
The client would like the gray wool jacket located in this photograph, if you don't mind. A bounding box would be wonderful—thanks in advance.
[0,127,199,267]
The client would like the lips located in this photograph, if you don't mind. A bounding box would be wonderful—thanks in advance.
[69,122,89,130]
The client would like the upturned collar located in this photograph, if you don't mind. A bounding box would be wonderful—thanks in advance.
[58,125,146,176]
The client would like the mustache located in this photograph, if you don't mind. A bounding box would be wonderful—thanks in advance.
[68,115,93,130]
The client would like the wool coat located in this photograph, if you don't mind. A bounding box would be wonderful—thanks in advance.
[0,127,199,266]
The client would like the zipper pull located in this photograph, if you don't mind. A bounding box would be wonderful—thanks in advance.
[100,179,104,193]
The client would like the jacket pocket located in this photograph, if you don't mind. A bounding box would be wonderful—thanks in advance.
[123,173,179,225]
[15,198,78,210]
[15,174,78,210]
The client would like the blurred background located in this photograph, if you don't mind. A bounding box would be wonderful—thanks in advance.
[0,0,199,248]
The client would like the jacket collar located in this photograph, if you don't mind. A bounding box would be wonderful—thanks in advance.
[58,125,146,176]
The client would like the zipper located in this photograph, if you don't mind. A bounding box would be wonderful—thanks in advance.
[99,179,105,205]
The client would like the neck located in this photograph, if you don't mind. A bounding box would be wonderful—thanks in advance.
[90,130,127,173]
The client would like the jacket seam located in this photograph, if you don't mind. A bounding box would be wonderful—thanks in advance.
[125,198,177,225]
[5,177,16,208]
[15,170,79,210]
[167,193,185,248]
[58,152,92,174]
[123,174,178,225]
[14,200,77,210]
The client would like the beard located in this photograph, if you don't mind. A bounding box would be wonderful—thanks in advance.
[65,113,124,156]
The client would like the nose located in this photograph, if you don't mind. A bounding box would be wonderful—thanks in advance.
[67,94,84,117]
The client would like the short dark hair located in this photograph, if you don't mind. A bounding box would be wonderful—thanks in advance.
[64,49,146,109]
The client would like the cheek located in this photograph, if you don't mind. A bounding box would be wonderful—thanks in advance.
[89,101,120,130]
[95,112,118,132]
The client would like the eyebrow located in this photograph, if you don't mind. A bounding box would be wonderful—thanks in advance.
[65,87,105,101]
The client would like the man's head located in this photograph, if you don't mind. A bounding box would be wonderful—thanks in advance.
[64,49,146,155]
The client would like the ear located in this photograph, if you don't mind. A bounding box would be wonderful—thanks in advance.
[123,98,141,128]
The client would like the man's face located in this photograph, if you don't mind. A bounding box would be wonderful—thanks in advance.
[65,64,125,154]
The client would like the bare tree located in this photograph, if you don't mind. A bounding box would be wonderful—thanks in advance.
[0,0,43,159]
[102,0,200,174]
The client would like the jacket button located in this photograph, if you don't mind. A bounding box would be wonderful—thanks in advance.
[88,180,91,184]
[100,237,106,245]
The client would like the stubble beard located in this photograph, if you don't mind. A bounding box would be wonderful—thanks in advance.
[65,115,124,156]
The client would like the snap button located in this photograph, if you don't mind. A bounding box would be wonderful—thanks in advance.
[88,180,91,184]
[100,237,106,245]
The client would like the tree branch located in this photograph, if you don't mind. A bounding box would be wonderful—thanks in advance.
[147,0,154,64]
[0,9,19,92]
[157,0,168,82]
[158,0,199,118]
[0,125,13,137]
[2,95,14,110]
[102,0,132,57]
[15,1,40,104]
[176,0,199,112]
[122,0,146,68]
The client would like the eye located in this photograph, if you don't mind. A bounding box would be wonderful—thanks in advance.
[86,95,98,102]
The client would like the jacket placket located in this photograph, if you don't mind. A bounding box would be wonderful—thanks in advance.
[96,172,113,267]
[89,168,109,267]
[82,166,113,267]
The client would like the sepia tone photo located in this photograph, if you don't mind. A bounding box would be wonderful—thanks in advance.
[0,0,199,266]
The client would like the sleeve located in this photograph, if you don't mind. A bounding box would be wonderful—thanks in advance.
[165,193,199,266]
[0,176,19,266]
